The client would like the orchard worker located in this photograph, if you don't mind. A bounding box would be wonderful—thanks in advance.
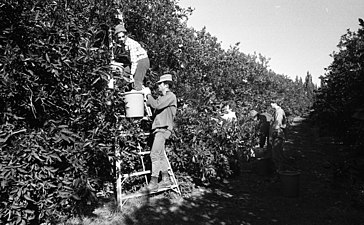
[250,110,273,150]
[270,102,287,172]
[141,74,177,191]
[114,24,150,91]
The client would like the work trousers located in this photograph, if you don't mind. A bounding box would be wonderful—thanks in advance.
[150,129,171,177]
[259,131,271,149]
[271,128,285,172]
[133,57,150,91]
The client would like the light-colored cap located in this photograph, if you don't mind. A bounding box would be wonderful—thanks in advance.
[114,24,126,34]
[271,103,279,108]
[250,110,258,117]
[157,74,173,83]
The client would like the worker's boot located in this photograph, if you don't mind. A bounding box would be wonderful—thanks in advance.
[140,176,158,192]
[158,171,172,189]
[147,176,159,191]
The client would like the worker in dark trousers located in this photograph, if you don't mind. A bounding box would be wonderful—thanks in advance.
[250,110,273,151]
[113,24,149,91]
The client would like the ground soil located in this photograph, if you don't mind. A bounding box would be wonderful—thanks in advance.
[90,116,364,225]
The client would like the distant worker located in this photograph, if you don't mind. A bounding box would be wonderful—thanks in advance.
[250,110,273,150]
[270,102,287,172]
[141,74,177,191]
[221,105,237,122]
[113,24,150,91]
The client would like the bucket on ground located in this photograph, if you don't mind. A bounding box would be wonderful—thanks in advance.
[279,170,300,197]
[254,157,273,176]
[123,91,144,118]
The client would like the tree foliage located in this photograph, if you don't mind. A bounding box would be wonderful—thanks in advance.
[1,0,313,223]
[313,19,364,145]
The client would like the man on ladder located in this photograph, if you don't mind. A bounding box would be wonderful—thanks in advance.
[140,73,177,192]
[111,24,150,91]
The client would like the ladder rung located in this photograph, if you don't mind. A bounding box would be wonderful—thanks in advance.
[122,170,150,178]
[117,146,181,207]
[120,185,179,200]
[136,151,150,155]
[119,132,150,137]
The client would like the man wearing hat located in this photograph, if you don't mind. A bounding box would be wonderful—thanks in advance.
[141,74,177,191]
[270,102,287,172]
[113,24,150,91]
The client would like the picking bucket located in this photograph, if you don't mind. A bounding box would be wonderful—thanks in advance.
[279,170,300,197]
[255,157,273,176]
[123,91,144,118]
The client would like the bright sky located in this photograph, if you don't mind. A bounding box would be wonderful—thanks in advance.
[177,0,363,85]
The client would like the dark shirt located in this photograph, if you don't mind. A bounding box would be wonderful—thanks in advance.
[257,112,273,134]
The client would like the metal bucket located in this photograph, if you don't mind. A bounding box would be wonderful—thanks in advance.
[279,170,301,197]
[255,157,273,176]
[123,91,144,118]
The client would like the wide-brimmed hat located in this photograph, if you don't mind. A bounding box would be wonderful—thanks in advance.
[157,74,173,83]
[114,24,126,34]
[249,110,258,117]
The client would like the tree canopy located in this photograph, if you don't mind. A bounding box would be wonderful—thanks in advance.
[313,19,364,144]
[1,0,315,224]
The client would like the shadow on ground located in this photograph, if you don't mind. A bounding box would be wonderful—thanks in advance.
[102,117,364,225]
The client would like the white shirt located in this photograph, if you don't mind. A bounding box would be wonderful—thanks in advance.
[124,37,148,74]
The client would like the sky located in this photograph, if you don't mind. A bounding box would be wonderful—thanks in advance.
[177,0,363,85]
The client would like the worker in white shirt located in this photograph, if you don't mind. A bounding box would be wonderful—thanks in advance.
[270,102,287,172]
[114,24,150,91]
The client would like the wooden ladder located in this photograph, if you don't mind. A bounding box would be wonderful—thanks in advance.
[111,87,180,209]
[115,132,181,209]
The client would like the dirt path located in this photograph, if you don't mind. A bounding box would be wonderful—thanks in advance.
[92,117,364,225]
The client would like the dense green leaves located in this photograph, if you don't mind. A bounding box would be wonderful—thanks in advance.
[313,20,364,145]
[0,0,120,223]
[1,0,314,223]
[0,123,88,224]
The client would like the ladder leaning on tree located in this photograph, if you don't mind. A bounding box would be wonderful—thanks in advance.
[107,58,180,209]
[106,14,181,208]
[116,131,181,208]
[113,91,181,209]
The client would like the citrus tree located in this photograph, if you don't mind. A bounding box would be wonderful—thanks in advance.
[311,19,364,208]
[313,19,364,144]
[0,0,314,223]
[0,0,124,223]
